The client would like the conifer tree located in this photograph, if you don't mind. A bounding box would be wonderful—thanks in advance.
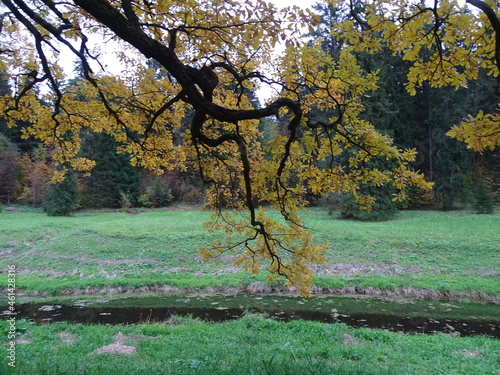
[44,168,78,216]
[80,133,139,208]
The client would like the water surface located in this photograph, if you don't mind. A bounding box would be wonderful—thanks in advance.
[2,294,498,337]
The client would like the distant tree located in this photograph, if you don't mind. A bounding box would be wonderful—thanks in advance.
[28,161,53,206]
[80,133,139,208]
[311,2,498,210]
[44,168,78,216]
[472,180,495,214]
[0,134,20,204]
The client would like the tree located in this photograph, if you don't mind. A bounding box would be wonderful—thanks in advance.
[80,133,140,208]
[0,0,444,295]
[0,133,20,204]
[18,146,54,206]
[44,167,78,216]
[310,2,480,211]
[330,0,500,151]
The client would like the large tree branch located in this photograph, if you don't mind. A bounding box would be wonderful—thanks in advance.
[72,0,303,123]
[3,0,315,290]
[467,0,500,73]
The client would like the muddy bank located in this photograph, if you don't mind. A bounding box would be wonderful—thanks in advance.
[4,283,500,302]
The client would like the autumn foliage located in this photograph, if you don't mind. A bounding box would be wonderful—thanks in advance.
[0,0,497,294]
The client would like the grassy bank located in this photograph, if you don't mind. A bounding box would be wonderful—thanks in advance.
[0,208,499,297]
[1,315,499,375]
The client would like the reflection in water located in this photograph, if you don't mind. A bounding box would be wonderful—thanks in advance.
[2,295,498,338]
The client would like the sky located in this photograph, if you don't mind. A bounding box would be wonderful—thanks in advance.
[271,0,316,10]
[55,0,320,101]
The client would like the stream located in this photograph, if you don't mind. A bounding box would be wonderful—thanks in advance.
[2,294,498,337]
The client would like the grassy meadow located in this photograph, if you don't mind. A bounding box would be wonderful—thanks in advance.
[1,315,500,375]
[1,207,499,374]
[0,207,499,297]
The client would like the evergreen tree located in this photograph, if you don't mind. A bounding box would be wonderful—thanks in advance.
[0,134,20,204]
[44,169,78,216]
[472,180,494,214]
[80,133,139,208]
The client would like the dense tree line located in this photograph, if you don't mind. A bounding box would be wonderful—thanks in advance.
[1,7,498,216]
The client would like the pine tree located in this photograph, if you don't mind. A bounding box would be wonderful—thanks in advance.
[80,133,139,208]
[472,180,494,214]
[44,169,78,216]
[0,134,20,204]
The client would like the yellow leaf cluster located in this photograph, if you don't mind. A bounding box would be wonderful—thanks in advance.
[447,108,500,151]
[327,0,499,153]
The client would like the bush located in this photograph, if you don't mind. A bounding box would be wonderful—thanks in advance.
[320,182,399,222]
[119,190,134,212]
[137,194,153,207]
[331,181,399,221]
[44,170,78,216]
[340,192,399,221]
[137,172,174,207]
[167,170,205,204]
[146,184,173,207]
[472,181,494,214]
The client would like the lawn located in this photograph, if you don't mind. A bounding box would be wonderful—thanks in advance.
[1,315,499,375]
[0,207,498,297]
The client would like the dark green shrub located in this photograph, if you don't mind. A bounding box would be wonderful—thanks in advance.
[44,170,78,216]
[321,182,399,221]
[340,186,399,222]
[472,181,494,214]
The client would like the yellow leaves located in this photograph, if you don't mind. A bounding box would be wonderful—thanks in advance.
[50,169,67,184]
[344,0,492,97]
[447,109,500,151]
[401,148,417,163]
[69,157,96,173]
[155,0,172,13]
[201,207,327,297]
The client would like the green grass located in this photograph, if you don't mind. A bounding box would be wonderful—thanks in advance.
[1,209,499,374]
[1,315,499,375]
[0,208,499,296]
